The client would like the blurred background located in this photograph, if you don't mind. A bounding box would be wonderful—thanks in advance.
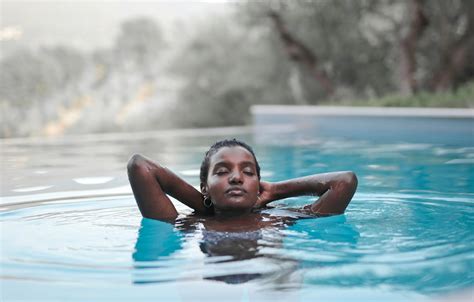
[1,0,473,138]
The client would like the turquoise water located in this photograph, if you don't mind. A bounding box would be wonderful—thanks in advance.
[1,128,473,301]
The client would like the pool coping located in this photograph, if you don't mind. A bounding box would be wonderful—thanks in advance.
[250,105,474,118]
[2,106,473,144]
[0,125,254,145]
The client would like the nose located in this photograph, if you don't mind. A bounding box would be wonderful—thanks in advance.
[229,170,243,184]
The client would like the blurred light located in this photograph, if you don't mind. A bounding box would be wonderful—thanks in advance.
[0,26,23,41]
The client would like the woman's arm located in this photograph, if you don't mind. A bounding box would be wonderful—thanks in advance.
[127,154,207,221]
[257,171,358,215]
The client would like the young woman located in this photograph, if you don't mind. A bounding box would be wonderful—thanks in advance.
[127,139,358,224]
[129,139,358,284]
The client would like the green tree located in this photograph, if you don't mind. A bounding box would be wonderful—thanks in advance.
[168,15,294,128]
[242,0,474,97]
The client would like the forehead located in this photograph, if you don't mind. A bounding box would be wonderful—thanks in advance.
[209,146,256,166]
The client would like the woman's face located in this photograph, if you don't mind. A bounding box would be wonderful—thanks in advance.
[203,146,260,214]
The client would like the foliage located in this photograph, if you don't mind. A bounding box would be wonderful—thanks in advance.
[1,4,473,137]
[165,0,474,129]
[0,47,84,106]
[333,80,474,108]
[114,17,164,77]
[0,17,165,137]
[167,15,294,128]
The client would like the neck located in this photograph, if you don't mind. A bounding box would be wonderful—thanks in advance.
[214,208,254,218]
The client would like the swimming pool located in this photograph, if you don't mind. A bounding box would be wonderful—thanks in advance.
[1,125,473,301]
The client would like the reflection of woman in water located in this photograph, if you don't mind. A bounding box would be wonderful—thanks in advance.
[128,139,358,283]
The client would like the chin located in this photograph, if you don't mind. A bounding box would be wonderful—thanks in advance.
[219,197,256,211]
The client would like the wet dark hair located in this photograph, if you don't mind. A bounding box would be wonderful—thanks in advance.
[200,139,261,185]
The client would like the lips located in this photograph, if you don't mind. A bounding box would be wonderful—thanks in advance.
[225,187,247,196]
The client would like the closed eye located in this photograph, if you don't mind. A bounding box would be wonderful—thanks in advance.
[215,169,229,175]
[243,169,255,176]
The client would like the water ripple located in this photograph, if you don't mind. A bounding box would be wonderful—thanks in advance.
[1,187,473,297]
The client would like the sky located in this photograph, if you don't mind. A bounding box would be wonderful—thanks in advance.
[0,0,234,53]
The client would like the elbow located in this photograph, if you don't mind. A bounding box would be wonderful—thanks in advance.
[309,171,358,216]
[334,171,358,214]
[127,153,145,174]
[127,153,155,177]
[127,153,163,180]
[342,171,358,195]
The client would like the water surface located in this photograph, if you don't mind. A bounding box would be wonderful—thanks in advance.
[1,127,473,301]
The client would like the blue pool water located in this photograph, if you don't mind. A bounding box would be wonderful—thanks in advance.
[1,127,473,301]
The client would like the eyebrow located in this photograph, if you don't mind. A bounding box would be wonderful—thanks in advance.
[212,161,256,169]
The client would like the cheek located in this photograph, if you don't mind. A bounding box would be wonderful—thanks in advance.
[247,178,260,194]
[207,177,225,194]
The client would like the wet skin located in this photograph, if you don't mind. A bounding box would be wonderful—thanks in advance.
[129,144,358,284]
[127,145,357,224]
[202,146,260,215]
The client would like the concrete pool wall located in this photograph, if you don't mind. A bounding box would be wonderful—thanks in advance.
[251,106,474,146]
